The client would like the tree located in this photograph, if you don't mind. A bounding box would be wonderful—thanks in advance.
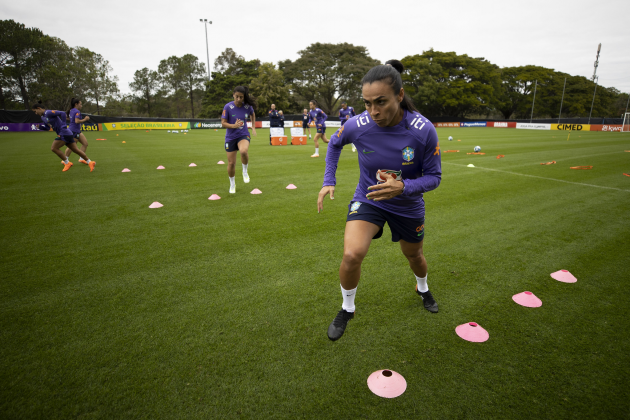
[401,50,500,118]
[249,63,290,114]
[179,54,206,118]
[214,48,243,74]
[279,43,380,114]
[493,66,556,119]
[129,67,160,116]
[200,57,260,118]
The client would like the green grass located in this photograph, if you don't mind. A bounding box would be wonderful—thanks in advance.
[1,127,629,419]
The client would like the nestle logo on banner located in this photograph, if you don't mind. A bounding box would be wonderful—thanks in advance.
[495,122,508,128]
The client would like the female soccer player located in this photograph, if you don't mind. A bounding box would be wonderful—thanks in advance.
[308,100,328,157]
[317,60,441,341]
[302,109,312,139]
[221,86,257,194]
[32,103,96,172]
[65,98,90,164]
[339,101,357,152]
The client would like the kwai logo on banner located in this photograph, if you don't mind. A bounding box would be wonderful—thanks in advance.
[102,121,190,131]
[516,123,551,130]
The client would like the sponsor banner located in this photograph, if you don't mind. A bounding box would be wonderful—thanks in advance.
[80,122,99,131]
[326,121,341,128]
[192,122,222,129]
[516,123,551,130]
[246,122,263,128]
[487,121,517,128]
[434,122,460,128]
[102,121,190,131]
[460,122,487,127]
[550,123,591,131]
[590,124,623,132]
[0,123,47,132]
[292,121,302,127]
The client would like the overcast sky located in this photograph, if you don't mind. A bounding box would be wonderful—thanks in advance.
[3,0,629,98]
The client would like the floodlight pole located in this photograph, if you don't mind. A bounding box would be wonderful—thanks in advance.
[588,43,601,124]
[588,76,598,124]
[624,92,629,116]
[558,77,566,124]
[199,19,212,82]
[529,80,537,123]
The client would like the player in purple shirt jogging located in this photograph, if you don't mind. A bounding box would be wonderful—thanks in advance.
[308,100,328,158]
[32,103,96,172]
[221,86,257,194]
[317,60,441,341]
[339,101,357,152]
[65,98,90,165]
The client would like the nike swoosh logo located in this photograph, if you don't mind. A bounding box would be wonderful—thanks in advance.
[362,149,375,154]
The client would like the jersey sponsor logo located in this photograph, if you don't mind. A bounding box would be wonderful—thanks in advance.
[357,114,370,127]
[376,170,402,183]
[229,105,234,109]
[349,201,362,215]
[434,142,440,156]
[222,110,226,117]
[403,147,415,162]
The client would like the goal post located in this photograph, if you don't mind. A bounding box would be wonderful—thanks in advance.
[623,113,630,132]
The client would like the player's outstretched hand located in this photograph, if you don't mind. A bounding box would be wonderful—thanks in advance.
[251,128,257,136]
[317,186,335,213]
[366,171,404,201]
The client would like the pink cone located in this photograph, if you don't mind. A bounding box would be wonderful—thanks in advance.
[286,184,297,189]
[217,161,225,164]
[455,322,489,342]
[251,188,262,194]
[189,163,197,167]
[367,370,407,398]
[122,168,131,172]
[512,291,542,308]
[550,270,577,283]
[208,194,221,200]
[157,165,165,170]
[149,202,163,208]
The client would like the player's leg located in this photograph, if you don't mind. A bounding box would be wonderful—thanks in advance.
[77,133,89,163]
[238,139,250,183]
[67,141,95,171]
[51,139,68,161]
[399,229,437,313]
[312,133,321,157]
[226,149,238,193]
[321,129,329,144]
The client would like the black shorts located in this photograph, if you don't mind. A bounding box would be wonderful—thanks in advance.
[317,126,326,134]
[56,134,75,144]
[346,201,425,243]
[72,131,81,140]
[225,135,250,152]
[302,122,310,129]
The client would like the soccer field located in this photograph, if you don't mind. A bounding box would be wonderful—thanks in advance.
[1,127,629,419]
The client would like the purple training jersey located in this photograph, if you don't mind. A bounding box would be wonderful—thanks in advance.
[323,110,441,218]
[40,110,73,136]
[69,108,82,133]
[222,101,254,141]
[309,108,327,128]
[339,106,356,125]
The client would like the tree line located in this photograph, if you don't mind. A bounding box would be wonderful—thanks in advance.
[2,19,627,120]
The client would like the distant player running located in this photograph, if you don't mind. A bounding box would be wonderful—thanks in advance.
[339,101,357,152]
[317,60,441,341]
[32,103,96,172]
[309,100,328,157]
[302,109,312,139]
[64,98,90,164]
[221,86,257,194]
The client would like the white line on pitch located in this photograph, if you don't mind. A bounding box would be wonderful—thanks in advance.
[444,162,630,193]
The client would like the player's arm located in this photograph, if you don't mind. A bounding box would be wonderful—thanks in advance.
[77,114,90,123]
[250,112,257,136]
[401,125,442,196]
[318,126,353,212]
[350,108,356,117]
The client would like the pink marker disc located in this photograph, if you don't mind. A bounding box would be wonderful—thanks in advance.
[286,184,297,189]
[157,165,165,170]
[149,202,163,208]
[251,188,262,194]
[550,270,577,283]
[189,163,197,167]
[217,161,225,164]
[512,291,542,308]
[121,168,131,172]
[367,370,407,398]
[208,194,221,200]
[455,322,489,342]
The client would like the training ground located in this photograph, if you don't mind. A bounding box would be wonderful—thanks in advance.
[1,128,629,418]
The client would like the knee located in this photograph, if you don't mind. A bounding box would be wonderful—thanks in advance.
[342,249,366,267]
[404,251,425,265]
[51,146,57,152]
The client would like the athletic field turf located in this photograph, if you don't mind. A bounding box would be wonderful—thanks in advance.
[1,127,629,419]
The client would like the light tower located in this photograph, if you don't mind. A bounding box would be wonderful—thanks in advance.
[588,43,601,124]
[199,19,212,82]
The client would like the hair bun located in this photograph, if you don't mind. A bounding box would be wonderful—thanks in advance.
[385,59,404,74]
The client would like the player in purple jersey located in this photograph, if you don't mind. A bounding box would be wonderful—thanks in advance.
[221,86,257,194]
[339,101,357,152]
[65,98,90,165]
[302,109,312,139]
[308,100,328,157]
[317,60,441,341]
[32,103,96,172]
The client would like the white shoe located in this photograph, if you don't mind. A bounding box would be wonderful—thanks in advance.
[351,145,356,152]
[311,154,319,158]
[229,185,236,194]
[243,173,250,183]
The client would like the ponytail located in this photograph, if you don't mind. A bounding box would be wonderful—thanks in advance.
[362,60,417,112]
[68,97,80,114]
[234,86,256,112]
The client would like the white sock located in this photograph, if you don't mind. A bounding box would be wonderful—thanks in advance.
[341,285,357,313]
[309,134,311,138]
[315,147,319,155]
[229,176,235,187]
[63,158,69,164]
[242,163,248,174]
[86,159,91,163]
[416,274,428,293]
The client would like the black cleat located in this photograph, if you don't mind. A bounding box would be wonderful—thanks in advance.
[416,285,439,313]
[327,309,355,341]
